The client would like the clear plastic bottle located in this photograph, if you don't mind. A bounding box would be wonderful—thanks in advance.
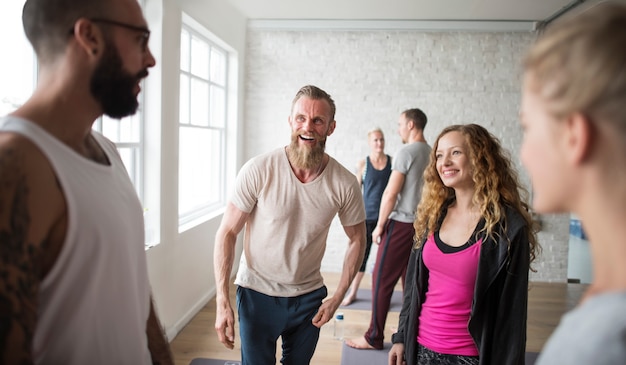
[333,312,344,340]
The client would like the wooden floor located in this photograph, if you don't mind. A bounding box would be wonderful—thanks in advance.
[170,272,588,365]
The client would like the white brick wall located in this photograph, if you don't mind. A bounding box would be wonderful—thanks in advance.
[244,29,568,282]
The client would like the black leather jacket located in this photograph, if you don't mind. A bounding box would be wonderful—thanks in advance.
[391,205,530,365]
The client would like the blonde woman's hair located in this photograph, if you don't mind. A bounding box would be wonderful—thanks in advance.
[414,124,539,265]
[524,2,626,140]
[367,127,384,138]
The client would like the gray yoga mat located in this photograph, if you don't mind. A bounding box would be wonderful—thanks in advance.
[340,343,540,365]
[526,351,540,364]
[189,348,538,365]
[340,342,392,365]
[340,289,403,312]
[189,359,240,365]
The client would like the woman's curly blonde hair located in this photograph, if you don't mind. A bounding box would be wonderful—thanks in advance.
[414,124,539,265]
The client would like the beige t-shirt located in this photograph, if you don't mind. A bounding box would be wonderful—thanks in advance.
[232,147,365,297]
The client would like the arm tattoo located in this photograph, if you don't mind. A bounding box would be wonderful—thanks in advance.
[0,146,39,363]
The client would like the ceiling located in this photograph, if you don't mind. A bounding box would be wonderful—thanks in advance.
[224,0,587,23]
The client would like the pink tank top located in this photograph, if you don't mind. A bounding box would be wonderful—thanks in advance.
[417,232,482,356]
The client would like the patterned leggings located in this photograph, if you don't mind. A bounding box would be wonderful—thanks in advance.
[417,344,479,365]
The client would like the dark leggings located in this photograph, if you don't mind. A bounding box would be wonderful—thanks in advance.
[417,344,479,365]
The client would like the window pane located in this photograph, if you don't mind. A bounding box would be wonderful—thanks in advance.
[210,48,226,86]
[179,74,190,124]
[210,85,225,128]
[190,35,209,79]
[116,146,141,196]
[0,2,36,115]
[92,89,145,204]
[102,114,141,143]
[94,111,142,200]
[102,117,121,141]
[178,126,222,215]
[190,78,209,127]
[180,28,190,73]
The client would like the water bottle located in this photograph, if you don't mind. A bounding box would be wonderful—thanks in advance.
[333,312,344,340]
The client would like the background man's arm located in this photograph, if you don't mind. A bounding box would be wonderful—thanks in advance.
[312,221,366,327]
[213,202,249,349]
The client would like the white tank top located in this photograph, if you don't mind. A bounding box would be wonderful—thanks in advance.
[0,116,152,364]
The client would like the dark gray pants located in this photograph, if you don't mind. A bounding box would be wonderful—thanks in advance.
[236,285,327,365]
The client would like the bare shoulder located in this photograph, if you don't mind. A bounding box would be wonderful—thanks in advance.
[356,158,366,174]
[354,159,366,184]
[0,132,67,362]
[0,132,67,265]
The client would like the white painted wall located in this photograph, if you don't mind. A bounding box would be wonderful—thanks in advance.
[243,29,569,283]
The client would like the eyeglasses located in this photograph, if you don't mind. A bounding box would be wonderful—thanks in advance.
[68,18,151,51]
[89,18,150,42]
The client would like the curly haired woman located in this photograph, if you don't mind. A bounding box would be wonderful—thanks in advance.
[388,124,539,365]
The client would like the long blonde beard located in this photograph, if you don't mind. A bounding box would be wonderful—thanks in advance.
[287,134,325,169]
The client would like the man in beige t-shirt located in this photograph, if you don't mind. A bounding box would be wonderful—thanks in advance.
[213,85,366,365]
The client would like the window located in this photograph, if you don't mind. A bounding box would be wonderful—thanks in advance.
[178,16,229,229]
[0,2,37,116]
[93,112,144,205]
[93,111,155,247]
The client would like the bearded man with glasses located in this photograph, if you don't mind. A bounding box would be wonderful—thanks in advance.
[0,0,172,364]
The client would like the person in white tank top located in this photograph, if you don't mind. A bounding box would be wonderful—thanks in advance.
[0,0,172,364]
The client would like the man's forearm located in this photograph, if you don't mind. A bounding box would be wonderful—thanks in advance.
[338,243,363,297]
[376,192,397,229]
[213,232,236,304]
[335,223,366,299]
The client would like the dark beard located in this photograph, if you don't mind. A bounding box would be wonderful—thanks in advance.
[90,43,148,119]
[287,132,326,169]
